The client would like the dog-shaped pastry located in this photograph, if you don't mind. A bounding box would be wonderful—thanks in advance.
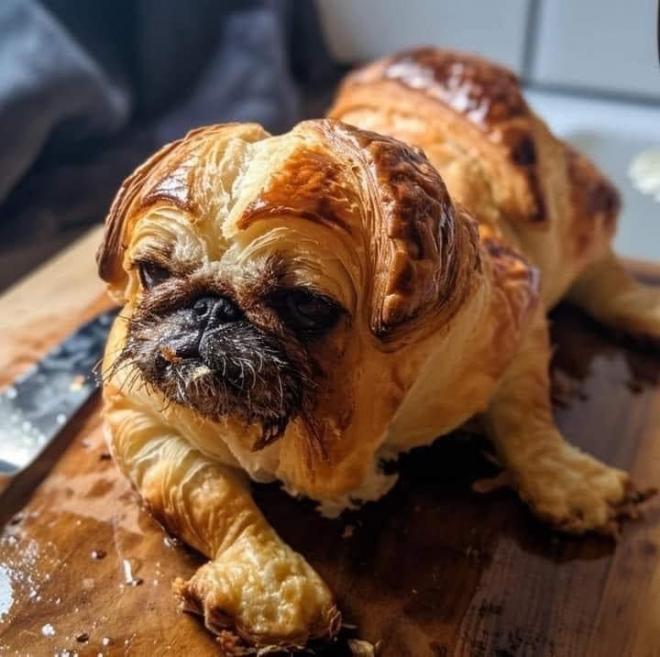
[98,48,659,651]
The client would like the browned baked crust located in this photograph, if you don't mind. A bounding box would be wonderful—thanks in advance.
[97,123,269,293]
[97,118,481,341]
[329,47,620,292]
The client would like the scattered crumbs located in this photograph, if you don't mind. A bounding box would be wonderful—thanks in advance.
[70,374,85,391]
[75,632,89,643]
[216,631,241,654]
[342,525,355,539]
[348,638,378,656]
[471,471,512,495]
[122,559,143,587]
[82,578,95,591]
[101,637,112,646]
[90,550,107,561]
[41,623,55,637]
[163,535,181,549]
[465,545,481,560]
[8,514,23,526]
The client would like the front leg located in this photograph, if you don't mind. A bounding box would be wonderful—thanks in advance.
[485,312,643,535]
[104,392,339,650]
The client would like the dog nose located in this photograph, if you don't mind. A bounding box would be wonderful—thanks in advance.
[193,296,241,328]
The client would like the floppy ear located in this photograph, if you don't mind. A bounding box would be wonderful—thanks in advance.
[326,121,482,339]
[96,139,181,300]
[96,123,269,302]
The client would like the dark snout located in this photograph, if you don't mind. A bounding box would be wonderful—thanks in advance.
[193,296,242,329]
[122,291,308,448]
[165,295,242,361]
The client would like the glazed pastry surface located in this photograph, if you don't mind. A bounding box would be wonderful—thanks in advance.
[329,47,621,307]
[98,48,660,651]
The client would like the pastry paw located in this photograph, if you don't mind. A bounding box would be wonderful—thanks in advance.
[513,445,652,536]
[173,532,340,652]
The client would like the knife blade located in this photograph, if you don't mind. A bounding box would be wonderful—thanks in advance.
[0,309,117,476]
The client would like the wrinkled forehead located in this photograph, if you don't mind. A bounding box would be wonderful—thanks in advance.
[128,124,366,303]
[132,126,364,231]
[226,130,365,239]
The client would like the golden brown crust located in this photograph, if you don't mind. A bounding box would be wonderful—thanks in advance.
[566,146,620,260]
[339,123,481,335]
[329,47,622,305]
[348,47,529,129]
[98,113,549,649]
[483,235,540,324]
[333,47,547,223]
[237,143,356,235]
[97,123,269,296]
[246,118,479,337]
[99,117,501,503]
[98,117,481,338]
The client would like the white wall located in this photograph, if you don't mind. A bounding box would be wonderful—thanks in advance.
[316,0,660,100]
[315,0,531,72]
[532,0,660,99]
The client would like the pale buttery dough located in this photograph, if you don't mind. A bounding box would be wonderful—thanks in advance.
[97,48,659,651]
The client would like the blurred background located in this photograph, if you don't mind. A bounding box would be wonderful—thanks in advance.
[0,0,658,292]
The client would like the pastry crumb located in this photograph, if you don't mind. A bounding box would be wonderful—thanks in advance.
[348,638,379,656]
[471,470,513,494]
[342,525,355,539]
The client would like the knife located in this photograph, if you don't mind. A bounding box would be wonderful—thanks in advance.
[0,309,117,478]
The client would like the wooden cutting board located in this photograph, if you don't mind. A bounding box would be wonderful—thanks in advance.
[1,226,660,657]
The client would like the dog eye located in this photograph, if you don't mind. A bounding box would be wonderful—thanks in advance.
[274,289,343,337]
[137,261,171,289]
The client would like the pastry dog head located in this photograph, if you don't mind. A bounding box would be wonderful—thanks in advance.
[99,119,490,496]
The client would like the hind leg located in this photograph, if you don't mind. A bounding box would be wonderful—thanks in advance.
[485,311,641,535]
[568,251,660,340]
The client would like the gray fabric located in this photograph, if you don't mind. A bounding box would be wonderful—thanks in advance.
[0,0,336,290]
[0,0,130,201]
[0,0,332,208]
[156,5,299,142]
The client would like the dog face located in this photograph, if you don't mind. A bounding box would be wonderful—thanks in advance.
[99,119,483,495]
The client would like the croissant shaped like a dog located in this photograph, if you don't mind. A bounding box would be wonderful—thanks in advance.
[99,49,660,651]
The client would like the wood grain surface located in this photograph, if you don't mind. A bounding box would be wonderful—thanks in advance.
[1,227,660,657]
